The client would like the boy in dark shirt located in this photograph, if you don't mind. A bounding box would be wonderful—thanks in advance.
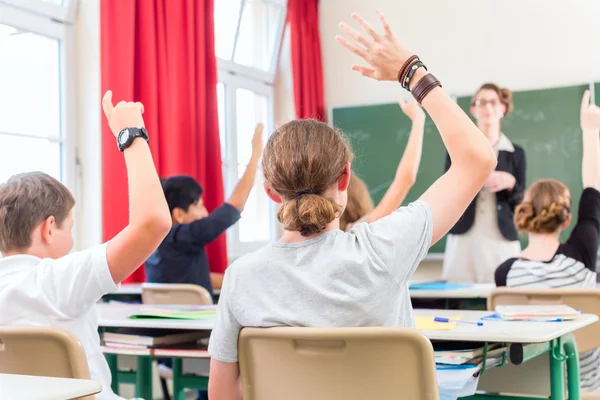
[145,124,263,295]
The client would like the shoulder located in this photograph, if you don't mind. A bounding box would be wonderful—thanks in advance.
[511,144,526,158]
[224,245,275,281]
[494,257,518,287]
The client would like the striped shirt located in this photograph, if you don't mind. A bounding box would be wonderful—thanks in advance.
[495,188,600,392]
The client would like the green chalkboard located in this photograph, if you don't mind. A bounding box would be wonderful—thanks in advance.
[331,83,593,255]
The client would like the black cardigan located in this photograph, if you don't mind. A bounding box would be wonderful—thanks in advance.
[444,144,526,241]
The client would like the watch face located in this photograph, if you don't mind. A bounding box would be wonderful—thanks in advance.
[119,129,129,144]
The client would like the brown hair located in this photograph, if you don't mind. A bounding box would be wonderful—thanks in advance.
[472,83,514,116]
[0,172,75,252]
[339,175,374,231]
[262,119,354,236]
[514,179,571,234]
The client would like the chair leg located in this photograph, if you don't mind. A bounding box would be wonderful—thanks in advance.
[160,377,171,400]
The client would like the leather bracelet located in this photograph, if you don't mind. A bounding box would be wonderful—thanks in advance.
[402,61,427,91]
[397,55,418,86]
[400,58,420,90]
[411,74,442,104]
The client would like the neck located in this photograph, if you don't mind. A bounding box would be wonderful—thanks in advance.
[522,232,561,259]
[478,123,501,147]
[279,220,340,243]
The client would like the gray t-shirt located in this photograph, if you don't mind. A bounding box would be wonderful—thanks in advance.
[208,200,433,362]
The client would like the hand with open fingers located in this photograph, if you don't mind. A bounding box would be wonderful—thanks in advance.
[484,170,516,193]
[398,96,425,122]
[580,90,600,133]
[335,10,414,81]
[251,123,264,159]
[102,90,145,137]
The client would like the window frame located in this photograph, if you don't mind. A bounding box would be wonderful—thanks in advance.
[0,0,78,24]
[0,0,79,243]
[218,70,279,257]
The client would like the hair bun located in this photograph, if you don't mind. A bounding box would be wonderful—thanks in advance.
[514,201,535,231]
[277,193,341,237]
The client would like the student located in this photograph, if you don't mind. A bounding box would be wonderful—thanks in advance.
[0,92,172,399]
[145,123,263,295]
[340,97,425,231]
[443,83,526,283]
[207,11,497,399]
[495,90,600,392]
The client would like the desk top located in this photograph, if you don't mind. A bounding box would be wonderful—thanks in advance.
[415,309,598,343]
[0,373,101,400]
[97,303,214,330]
[409,283,495,299]
[108,283,142,295]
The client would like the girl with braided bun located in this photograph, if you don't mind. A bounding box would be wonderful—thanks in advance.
[495,89,600,392]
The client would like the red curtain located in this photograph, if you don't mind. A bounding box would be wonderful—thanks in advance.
[288,0,325,121]
[100,0,227,283]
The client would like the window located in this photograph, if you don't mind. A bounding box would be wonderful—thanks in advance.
[0,1,78,219]
[214,0,286,256]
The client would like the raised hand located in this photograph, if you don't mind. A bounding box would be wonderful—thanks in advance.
[398,96,425,122]
[102,90,145,137]
[335,11,414,81]
[251,123,264,159]
[581,90,600,133]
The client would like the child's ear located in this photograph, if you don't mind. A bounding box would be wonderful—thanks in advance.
[338,162,351,192]
[264,184,282,204]
[172,208,186,224]
[41,216,55,244]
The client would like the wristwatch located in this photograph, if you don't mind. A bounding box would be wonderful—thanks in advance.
[117,127,149,152]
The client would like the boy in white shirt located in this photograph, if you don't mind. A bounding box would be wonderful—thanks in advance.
[0,91,172,399]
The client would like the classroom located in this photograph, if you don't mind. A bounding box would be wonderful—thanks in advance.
[1,0,600,399]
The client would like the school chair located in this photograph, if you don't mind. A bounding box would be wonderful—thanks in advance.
[238,326,439,400]
[489,288,600,399]
[141,283,213,305]
[0,325,94,400]
[141,283,212,400]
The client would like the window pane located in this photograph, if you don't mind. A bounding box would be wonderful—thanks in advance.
[235,88,267,165]
[214,0,243,60]
[41,0,65,4]
[234,0,284,71]
[0,135,61,183]
[237,164,270,242]
[0,24,60,138]
[216,82,226,160]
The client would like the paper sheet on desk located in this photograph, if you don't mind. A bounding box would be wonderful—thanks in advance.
[415,316,461,330]
[437,365,479,400]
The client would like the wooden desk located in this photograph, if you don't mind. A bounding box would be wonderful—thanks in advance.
[0,373,101,400]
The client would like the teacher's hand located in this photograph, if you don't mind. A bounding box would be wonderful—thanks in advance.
[484,171,516,193]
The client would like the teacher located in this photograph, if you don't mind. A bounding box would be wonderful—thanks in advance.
[442,83,526,283]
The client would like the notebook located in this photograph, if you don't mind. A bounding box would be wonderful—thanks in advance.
[103,328,207,347]
[494,305,580,321]
[409,282,471,290]
[128,306,217,320]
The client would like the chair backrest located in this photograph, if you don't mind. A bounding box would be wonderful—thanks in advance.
[238,327,439,400]
[0,325,91,379]
[488,288,600,353]
[141,283,213,305]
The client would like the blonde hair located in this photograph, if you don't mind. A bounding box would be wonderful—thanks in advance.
[0,172,75,252]
[514,179,571,234]
[262,119,354,236]
[339,175,374,231]
[472,83,514,116]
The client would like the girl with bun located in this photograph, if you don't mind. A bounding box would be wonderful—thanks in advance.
[207,11,498,397]
[443,83,527,283]
[495,90,600,392]
[341,97,425,231]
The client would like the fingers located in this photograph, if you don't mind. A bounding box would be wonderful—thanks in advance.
[102,90,114,118]
[375,10,393,37]
[351,65,376,79]
[338,22,371,50]
[351,12,380,41]
[135,102,145,114]
[582,90,591,110]
[254,123,264,135]
[335,32,368,59]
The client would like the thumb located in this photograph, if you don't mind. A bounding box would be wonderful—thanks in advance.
[397,96,407,111]
[581,90,591,111]
[102,90,114,118]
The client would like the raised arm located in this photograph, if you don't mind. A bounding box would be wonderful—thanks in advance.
[227,123,264,211]
[581,90,600,190]
[336,11,496,245]
[362,98,425,223]
[102,91,172,283]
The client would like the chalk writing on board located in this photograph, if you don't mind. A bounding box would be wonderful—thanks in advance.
[346,130,371,141]
[396,129,409,143]
[560,127,583,158]
[369,179,393,197]
[513,109,546,122]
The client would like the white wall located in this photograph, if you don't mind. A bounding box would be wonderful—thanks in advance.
[320,0,600,108]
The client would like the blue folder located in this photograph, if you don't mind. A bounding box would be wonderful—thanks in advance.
[409,281,471,290]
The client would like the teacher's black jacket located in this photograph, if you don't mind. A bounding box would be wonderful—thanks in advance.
[444,136,526,241]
